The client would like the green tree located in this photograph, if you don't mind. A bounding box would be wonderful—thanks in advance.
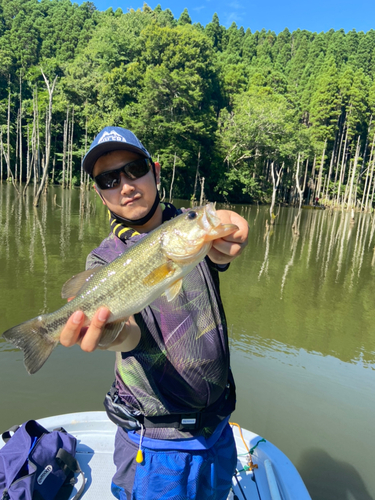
[204,13,223,51]
[177,8,191,25]
[309,58,341,145]
[218,89,310,201]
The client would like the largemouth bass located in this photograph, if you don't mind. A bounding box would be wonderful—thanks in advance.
[3,204,237,374]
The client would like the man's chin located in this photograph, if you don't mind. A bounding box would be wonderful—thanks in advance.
[118,206,148,222]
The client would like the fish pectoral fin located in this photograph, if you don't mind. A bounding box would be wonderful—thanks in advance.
[143,261,175,287]
[98,320,127,348]
[61,267,102,299]
[164,279,182,302]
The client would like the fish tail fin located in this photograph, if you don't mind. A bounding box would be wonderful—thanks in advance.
[3,316,58,375]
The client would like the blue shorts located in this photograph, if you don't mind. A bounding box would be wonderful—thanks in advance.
[111,421,237,500]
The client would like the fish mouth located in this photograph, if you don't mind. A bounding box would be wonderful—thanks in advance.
[198,203,221,232]
[198,203,238,242]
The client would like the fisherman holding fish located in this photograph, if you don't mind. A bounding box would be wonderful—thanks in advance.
[4,127,248,500]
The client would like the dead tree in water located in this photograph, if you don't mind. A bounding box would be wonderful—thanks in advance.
[68,107,74,189]
[0,129,3,181]
[18,74,23,185]
[192,147,201,205]
[62,109,69,189]
[169,152,176,203]
[23,90,38,196]
[346,136,361,211]
[199,176,205,206]
[33,70,57,207]
[270,162,283,225]
[2,80,20,194]
[316,140,326,201]
[292,154,304,235]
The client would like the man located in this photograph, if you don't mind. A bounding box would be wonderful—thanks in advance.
[60,127,249,500]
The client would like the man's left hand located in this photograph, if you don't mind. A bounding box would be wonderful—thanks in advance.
[208,210,249,265]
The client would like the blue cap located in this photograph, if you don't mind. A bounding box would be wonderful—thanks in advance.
[82,126,151,176]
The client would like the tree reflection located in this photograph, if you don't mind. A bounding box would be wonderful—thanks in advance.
[258,207,375,294]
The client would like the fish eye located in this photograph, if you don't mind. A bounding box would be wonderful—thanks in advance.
[187,211,197,220]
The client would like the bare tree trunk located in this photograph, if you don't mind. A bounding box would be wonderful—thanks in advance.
[25,125,30,188]
[24,96,37,196]
[33,70,57,207]
[270,162,283,224]
[192,146,201,204]
[370,169,375,211]
[36,88,41,186]
[199,176,205,206]
[80,155,84,189]
[325,144,335,202]
[3,81,20,194]
[347,136,361,210]
[292,154,303,235]
[69,107,74,189]
[334,116,345,184]
[0,130,3,181]
[62,108,69,188]
[363,131,375,211]
[360,116,372,179]
[316,140,326,201]
[51,155,56,185]
[365,163,375,213]
[337,107,351,206]
[19,73,22,185]
[83,114,88,190]
[169,152,176,203]
[302,158,309,197]
[308,155,317,204]
[7,80,11,179]
[15,108,19,182]
[34,85,40,197]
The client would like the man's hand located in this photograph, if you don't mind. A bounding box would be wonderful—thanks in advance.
[60,308,141,352]
[208,210,249,265]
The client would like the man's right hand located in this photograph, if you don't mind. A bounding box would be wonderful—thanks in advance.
[60,308,111,352]
[59,308,141,352]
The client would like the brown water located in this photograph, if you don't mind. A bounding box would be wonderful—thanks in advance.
[1,184,375,499]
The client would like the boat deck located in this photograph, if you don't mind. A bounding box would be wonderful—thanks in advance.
[2,412,311,500]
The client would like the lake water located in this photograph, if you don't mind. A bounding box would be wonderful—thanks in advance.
[0,183,375,499]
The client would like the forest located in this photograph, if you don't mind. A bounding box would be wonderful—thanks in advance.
[1,0,375,209]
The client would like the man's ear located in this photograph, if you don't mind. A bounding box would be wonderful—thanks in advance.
[94,184,106,205]
[154,161,161,185]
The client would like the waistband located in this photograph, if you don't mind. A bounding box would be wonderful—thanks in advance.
[103,379,236,432]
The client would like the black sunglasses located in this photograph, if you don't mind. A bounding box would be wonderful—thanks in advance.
[94,158,152,190]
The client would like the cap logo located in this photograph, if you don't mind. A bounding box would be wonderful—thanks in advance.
[98,131,127,144]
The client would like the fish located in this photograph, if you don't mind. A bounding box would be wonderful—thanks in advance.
[2,203,238,375]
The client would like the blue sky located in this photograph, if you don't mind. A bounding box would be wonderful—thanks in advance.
[81,0,375,33]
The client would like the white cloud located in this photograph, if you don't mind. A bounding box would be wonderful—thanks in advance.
[229,1,242,8]
[224,11,243,25]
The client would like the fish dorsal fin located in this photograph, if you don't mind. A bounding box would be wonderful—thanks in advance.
[61,267,102,299]
[98,320,126,348]
[164,279,182,302]
[143,261,175,287]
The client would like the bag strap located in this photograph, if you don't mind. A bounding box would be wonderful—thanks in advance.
[2,425,20,443]
[56,449,85,500]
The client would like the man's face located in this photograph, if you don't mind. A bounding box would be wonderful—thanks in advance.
[93,150,160,224]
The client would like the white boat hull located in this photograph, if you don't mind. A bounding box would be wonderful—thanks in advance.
[1,412,311,499]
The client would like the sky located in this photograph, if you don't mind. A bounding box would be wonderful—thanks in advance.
[80,0,375,33]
